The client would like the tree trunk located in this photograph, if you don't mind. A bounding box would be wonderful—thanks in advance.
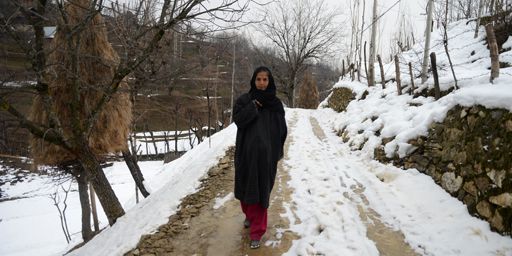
[368,0,378,87]
[76,171,94,242]
[421,0,435,83]
[430,52,441,99]
[475,0,484,38]
[359,0,366,81]
[409,62,415,95]
[89,183,99,232]
[377,55,385,89]
[174,107,179,155]
[444,0,458,89]
[342,59,346,78]
[78,146,125,225]
[364,41,369,80]
[486,24,500,83]
[490,0,496,22]
[122,149,150,198]
[394,55,402,95]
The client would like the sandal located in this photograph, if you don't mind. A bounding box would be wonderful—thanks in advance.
[243,219,250,228]
[250,240,260,249]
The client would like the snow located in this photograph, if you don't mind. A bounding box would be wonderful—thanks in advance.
[213,192,234,210]
[329,19,512,158]
[282,109,512,255]
[0,161,163,256]
[66,125,236,255]
[0,125,235,256]
[2,16,512,256]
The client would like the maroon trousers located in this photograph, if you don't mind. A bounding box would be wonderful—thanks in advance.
[240,202,268,240]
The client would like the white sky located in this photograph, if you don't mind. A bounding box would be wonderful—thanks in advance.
[108,0,429,68]
[242,0,429,68]
[325,0,429,65]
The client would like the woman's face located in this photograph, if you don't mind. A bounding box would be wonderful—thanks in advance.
[255,71,269,90]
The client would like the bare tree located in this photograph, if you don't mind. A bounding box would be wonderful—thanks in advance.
[257,0,340,107]
[421,0,435,83]
[475,0,485,38]
[486,23,500,83]
[443,0,458,89]
[368,0,378,87]
[0,0,252,227]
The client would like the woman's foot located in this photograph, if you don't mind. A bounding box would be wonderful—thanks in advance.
[250,240,260,249]
[243,219,250,228]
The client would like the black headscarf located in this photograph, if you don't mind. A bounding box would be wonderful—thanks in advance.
[249,66,284,113]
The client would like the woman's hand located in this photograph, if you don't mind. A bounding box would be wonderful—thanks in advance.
[253,99,263,107]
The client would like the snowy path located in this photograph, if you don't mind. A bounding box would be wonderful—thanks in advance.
[282,108,512,256]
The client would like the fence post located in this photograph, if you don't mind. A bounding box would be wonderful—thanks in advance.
[394,55,402,95]
[486,23,500,83]
[377,55,386,89]
[364,41,369,81]
[408,62,415,95]
[430,52,441,100]
[342,59,345,78]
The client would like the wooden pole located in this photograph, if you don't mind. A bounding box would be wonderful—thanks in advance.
[368,0,378,87]
[421,0,435,83]
[408,62,415,95]
[342,59,345,78]
[377,55,386,89]
[89,183,99,232]
[486,24,500,83]
[430,52,441,100]
[394,55,402,95]
[364,41,369,80]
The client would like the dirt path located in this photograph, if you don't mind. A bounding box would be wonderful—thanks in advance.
[125,113,418,256]
[126,118,298,256]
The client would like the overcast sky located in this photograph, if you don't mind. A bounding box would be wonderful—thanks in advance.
[109,0,429,68]
[325,0,429,65]
[241,0,429,67]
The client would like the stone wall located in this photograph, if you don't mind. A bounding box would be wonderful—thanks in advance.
[375,105,512,236]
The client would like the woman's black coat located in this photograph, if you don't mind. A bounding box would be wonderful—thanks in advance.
[233,93,287,209]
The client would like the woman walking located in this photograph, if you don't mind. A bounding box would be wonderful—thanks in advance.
[233,66,287,249]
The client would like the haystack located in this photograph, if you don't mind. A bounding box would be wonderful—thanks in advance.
[29,0,132,165]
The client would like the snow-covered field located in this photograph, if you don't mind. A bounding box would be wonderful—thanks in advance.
[0,161,163,256]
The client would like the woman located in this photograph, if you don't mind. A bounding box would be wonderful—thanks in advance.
[233,66,287,249]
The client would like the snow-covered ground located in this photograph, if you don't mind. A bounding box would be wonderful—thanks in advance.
[0,161,163,256]
[282,109,512,255]
[1,17,512,256]
[0,125,235,256]
[322,19,512,159]
[2,109,512,255]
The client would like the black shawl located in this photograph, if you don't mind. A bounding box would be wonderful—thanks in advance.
[233,67,287,208]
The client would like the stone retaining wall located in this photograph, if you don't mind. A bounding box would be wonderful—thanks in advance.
[375,105,512,236]
[328,87,512,236]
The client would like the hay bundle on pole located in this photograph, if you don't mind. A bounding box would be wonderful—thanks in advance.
[28,0,131,226]
[29,0,132,165]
